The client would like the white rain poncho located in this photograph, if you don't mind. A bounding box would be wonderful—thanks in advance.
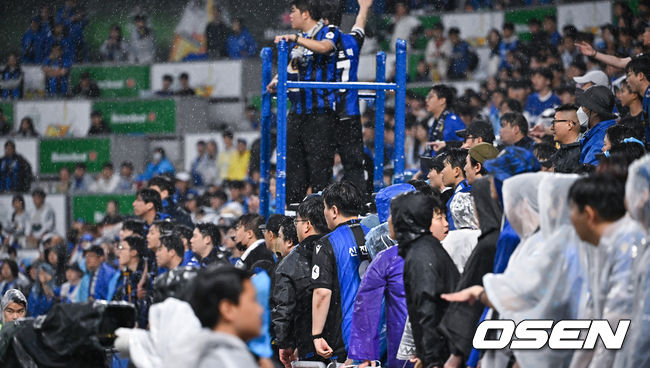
[613,155,650,368]
[569,214,645,368]
[1,289,27,324]
[483,173,591,368]
[442,192,482,273]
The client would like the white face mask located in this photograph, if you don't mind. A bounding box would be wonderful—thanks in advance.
[577,107,589,127]
[153,152,162,162]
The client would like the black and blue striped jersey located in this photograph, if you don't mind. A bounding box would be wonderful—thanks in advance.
[336,27,365,119]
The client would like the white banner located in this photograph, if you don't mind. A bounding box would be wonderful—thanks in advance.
[183,131,260,173]
[358,53,396,82]
[14,100,91,137]
[0,194,67,239]
[558,1,612,33]
[151,60,243,98]
[442,11,505,41]
[0,138,38,172]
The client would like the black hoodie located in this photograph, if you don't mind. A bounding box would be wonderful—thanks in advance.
[394,191,460,368]
[437,176,502,360]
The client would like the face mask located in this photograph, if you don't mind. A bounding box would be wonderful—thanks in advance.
[577,107,589,127]
[153,152,162,162]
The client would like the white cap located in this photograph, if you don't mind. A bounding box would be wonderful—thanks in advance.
[176,172,191,182]
[573,70,609,88]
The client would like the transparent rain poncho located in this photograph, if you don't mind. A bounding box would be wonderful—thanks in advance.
[483,173,590,368]
[569,216,645,368]
[613,155,650,368]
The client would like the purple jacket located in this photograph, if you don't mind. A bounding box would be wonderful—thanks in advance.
[348,246,412,368]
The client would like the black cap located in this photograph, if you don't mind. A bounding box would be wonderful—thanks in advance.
[420,154,445,173]
[259,214,285,234]
[66,263,83,274]
[456,120,495,143]
[576,85,617,120]
[83,245,105,257]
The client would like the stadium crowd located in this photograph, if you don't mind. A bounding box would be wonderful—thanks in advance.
[0,0,649,367]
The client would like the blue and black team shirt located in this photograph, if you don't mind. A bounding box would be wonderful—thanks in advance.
[311,219,370,352]
[44,56,71,96]
[287,22,340,115]
[427,110,465,156]
[336,27,365,119]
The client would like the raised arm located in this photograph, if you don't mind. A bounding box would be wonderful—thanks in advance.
[353,0,373,31]
[575,41,631,69]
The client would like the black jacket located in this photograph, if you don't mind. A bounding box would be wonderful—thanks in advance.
[552,141,581,173]
[438,177,502,359]
[161,199,194,228]
[0,154,33,193]
[239,241,275,274]
[393,192,460,367]
[271,234,321,358]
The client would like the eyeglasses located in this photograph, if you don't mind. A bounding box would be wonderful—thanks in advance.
[293,218,308,226]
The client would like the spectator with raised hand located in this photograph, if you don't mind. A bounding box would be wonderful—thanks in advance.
[0,53,24,99]
[0,140,34,193]
[574,22,650,69]
[99,25,130,62]
[226,18,257,59]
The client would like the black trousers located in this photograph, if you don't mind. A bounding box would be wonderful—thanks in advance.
[286,112,336,204]
[333,116,366,197]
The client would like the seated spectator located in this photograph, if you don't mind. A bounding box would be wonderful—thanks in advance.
[87,110,111,135]
[0,108,10,135]
[78,244,116,302]
[551,104,581,173]
[137,147,175,182]
[13,117,39,138]
[2,195,29,249]
[525,68,561,125]
[99,24,130,62]
[155,235,184,272]
[205,7,230,59]
[447,28,473,80]
[0,53,24,99]
[173,172,198,209]
[226,139,250,181]
[21,17,46,64]
[0,260,28,296]
[218,131,235,183]
[390,2,420,53]
[456,120,496,149]
[425,23,452,81]
[90,162,120,193]
[155,74,174,97]
[26,189,55,248]
[43,44,71,97]
[28,263,56,317]
[616,81,644,126]
[175,73,195,96]
[1,289,27,327]
[117,161,136,192]
[70,162,93,193]
[57,263,83,303]
[129,14,155,64]
[53,166,72,193]
[0,140,34,193]
[226,18,257,59]
[70,71,100,98]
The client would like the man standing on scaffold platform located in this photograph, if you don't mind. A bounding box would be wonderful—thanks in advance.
[267,0,341,205]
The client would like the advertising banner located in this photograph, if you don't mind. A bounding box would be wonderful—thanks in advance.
[93,99,176,134]
[0,102,13,129]
[70,65,151,98]
[15,100,92,137]
[72,194,136,224]
[39,138,111,174]
[151,60,242,98]
[557,1,612,33]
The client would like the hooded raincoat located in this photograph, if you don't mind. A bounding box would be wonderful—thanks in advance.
[614,155,650,368]
[396,191,459,368]
[365,183,415,259]
[438,176,502,360]
[0,289,26,326]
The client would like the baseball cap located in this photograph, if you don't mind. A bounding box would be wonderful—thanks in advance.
[176,172,191,182]
[420,153,446,173]
[456,120,495,143]
[575,85,617,120]
[469,143,500,164]
[573,70,609,88]
[259,214,285,234]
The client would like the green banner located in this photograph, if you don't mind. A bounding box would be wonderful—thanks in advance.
[39,138,111,174]
[72,194,136,224]
[93,99,176,134]
[0,102,13,129]
[505,6,557,40]
[70,65,150,98]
